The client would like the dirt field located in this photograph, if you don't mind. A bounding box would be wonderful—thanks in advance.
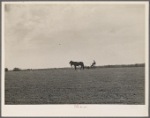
[5,67,145,104]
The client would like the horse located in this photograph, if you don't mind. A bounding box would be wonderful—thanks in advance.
[69,61,84,70]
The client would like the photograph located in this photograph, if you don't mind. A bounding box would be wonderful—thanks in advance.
[1,1,149,117]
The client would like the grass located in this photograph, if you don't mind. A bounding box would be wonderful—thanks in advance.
[5,67,145,104]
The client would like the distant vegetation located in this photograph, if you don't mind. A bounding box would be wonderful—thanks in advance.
[97,63,145,68]
[5,68,8,72]
[7,63,145,72]
[13,68,21,71]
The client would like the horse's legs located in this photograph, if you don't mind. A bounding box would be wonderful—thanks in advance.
[74,66,76,70]
[82,64,84,70]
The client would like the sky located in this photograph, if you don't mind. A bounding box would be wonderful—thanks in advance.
[4,3,146,69]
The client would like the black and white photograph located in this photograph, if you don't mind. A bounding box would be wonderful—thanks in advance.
[1,1,149,117]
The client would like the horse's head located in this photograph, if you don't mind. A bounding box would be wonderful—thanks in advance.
[69,61,73,66]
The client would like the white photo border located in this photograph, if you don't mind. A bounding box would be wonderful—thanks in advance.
[1,1,149,117]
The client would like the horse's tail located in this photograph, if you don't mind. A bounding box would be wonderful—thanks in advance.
[82,62,84,69]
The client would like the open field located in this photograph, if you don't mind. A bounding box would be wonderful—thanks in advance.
[5,67,145,104]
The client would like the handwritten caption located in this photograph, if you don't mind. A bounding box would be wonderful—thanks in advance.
[74,104,87,109]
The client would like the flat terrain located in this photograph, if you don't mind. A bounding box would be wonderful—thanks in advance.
[5,67,145,104]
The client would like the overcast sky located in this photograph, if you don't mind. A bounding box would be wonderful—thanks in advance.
[4,3,146,69]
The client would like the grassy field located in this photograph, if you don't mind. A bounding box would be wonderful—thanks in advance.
[5,67,145,104]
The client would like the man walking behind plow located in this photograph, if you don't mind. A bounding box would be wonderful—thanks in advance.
[91,60,96,68]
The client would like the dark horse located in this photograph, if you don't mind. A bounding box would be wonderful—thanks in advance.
[69,61,84,70]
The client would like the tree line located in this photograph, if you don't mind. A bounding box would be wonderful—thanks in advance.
[5,63,145,72]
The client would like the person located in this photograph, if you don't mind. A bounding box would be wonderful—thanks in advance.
[91,60,96,67]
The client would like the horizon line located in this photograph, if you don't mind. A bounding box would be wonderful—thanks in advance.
[6,63,145,71]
